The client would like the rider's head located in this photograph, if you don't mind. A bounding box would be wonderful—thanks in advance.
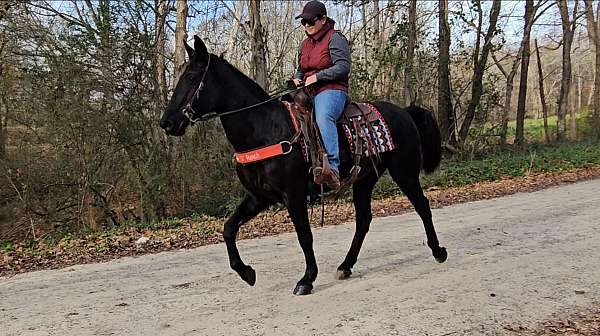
[296,1,328,36]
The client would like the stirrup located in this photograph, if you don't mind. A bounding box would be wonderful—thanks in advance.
[313,167,340,190]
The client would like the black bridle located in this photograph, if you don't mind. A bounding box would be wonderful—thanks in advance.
[181,54,212,123]
[181,54,305,123]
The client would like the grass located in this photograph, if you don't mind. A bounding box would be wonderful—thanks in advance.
[498,108,594,143]
[372,139,600,199]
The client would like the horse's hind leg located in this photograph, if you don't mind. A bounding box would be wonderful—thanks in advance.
[336,172,378,280]
[223,194,268,286]
[388,161,447,263]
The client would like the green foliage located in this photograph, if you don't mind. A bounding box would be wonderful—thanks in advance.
[502,109,593,142]
[373,140,600,200]
[0,240,15,253]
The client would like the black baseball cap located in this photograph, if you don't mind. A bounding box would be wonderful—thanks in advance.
[295,1,327,20]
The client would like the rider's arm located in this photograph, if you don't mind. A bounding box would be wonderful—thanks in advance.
[316,32,351,82]
[294,49,305,81]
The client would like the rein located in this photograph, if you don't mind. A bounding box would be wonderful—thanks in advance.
[182,54,306,123]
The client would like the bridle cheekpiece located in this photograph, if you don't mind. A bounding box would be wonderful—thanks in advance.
[182,54,212,124]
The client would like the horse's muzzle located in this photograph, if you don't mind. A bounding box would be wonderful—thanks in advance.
[160,118,173,133]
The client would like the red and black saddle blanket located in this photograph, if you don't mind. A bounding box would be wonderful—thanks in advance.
[339,102,395,157]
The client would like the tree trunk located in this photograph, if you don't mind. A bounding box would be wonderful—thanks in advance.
[248,0,268,90]
[226,1,245,56]
[587,41,596,107]
[0,2,15,159]
[535,39,551,143]
[0,95,6,160]
[404,0,417,105]
[584,0,600,137]
[175,0,188,80]
[515,0,535,147]
[556,0,578,141]
[571,70,578,140]
[437,0,455,145]
[458,0,501,144]
[373,0,381,49]
[155,0,168,111]
[493,51,521,145]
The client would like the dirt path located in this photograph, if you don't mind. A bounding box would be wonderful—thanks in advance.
[1,179,599,336]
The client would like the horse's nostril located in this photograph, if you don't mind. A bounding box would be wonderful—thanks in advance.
[160,119,173,131]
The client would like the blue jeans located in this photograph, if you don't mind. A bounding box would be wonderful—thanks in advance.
[314,89,349,172]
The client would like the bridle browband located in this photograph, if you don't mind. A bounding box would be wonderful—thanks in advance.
[181,54,305,123]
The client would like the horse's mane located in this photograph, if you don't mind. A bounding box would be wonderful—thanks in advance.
[215,55,270,100]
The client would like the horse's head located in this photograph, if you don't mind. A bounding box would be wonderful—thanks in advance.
[160,36,220,136]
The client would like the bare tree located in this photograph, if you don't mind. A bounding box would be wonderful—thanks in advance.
[492,48,522,145]
[535,39,551,143]
[248,0,269,90]
[373,0,381,50]
[0,2,18,159]
[175,0,188,79]
[515,0,536,146]
[155,0,168,110]
[556,0,579,141]
[458,0,502,144]
[584,0,600,136]
[225,1,246,56]
[404,0,417,105]
[438,0,455,146]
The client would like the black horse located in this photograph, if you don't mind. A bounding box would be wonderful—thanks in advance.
[160,36,447,295]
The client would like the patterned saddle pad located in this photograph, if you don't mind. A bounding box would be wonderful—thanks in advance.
[339,102,395,157]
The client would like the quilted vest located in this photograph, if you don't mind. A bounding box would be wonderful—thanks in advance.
[299,23,349,96]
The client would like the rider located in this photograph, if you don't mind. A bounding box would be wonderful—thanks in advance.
[293,0,351,190]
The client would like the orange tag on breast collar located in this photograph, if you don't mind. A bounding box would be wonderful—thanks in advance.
[235,142,291,164]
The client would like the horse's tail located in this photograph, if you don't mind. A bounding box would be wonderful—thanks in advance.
[406,105,441,174]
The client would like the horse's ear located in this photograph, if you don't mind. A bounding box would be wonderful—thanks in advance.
[193,35,208,61]
[184,39,194,59]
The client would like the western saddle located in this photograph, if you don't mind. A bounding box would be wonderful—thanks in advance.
[283,89,380,195]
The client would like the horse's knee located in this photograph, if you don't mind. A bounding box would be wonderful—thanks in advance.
[222,222,238,242]
[222,230,233,242]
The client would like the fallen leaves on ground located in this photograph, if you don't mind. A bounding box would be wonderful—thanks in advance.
[503,308,600,335]
[1,165,600,278]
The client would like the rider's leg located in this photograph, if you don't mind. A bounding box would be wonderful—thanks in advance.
[314,89,348,173]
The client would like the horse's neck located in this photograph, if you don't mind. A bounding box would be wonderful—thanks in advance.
[220,102,290,153]
[219,66,291,152]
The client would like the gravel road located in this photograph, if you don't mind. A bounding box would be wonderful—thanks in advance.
[1,179,599,336]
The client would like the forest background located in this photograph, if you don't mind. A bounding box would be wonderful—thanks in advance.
[1,0,600,244]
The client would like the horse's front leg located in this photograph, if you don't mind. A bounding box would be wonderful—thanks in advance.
[223,194,268,286]
[284,191,318,295]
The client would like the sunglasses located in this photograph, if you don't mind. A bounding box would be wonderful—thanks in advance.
[301,16,322,27]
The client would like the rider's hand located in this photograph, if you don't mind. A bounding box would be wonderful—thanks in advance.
[292,78,303,87]
[305,74,317,86]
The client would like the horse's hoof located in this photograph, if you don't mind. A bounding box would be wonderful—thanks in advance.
[335,269,352,280]
[240,266,256,286]
[434,247,447,263]
[293,283,313,295]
